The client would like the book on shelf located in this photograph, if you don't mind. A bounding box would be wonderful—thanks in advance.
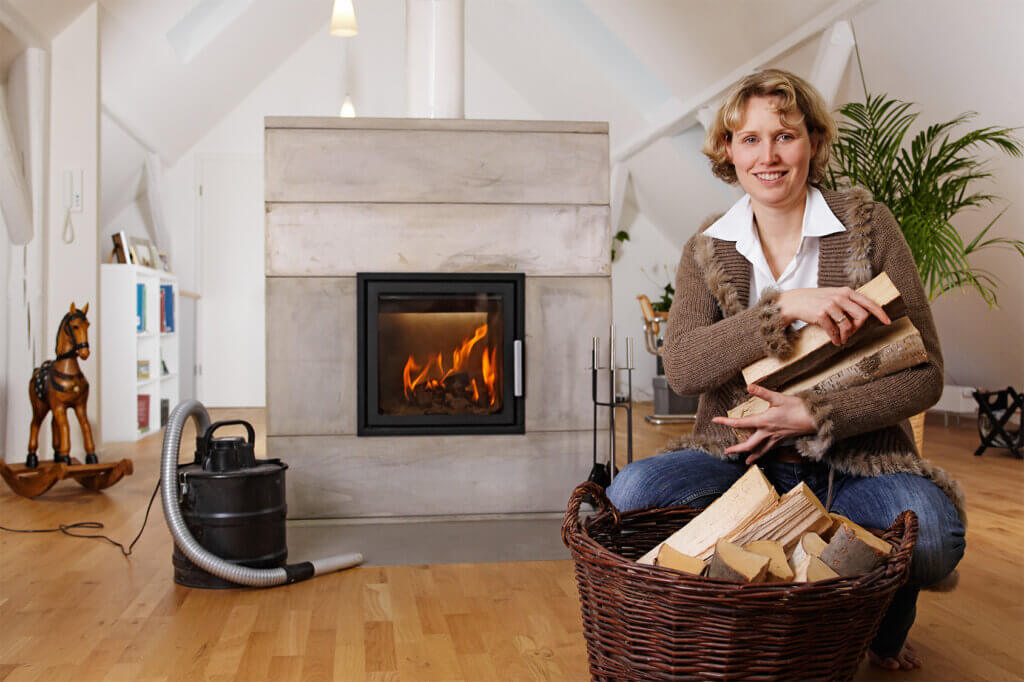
[138,394,150,432]
[160,284,174,332]
[137,360,150,379]
[161,358,170,376]
[160,398,169,428]
[136,283,146,332]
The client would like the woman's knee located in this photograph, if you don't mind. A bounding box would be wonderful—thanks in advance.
[606,449,741,512]
[909,506,965,588]
[606,458,658,511]
[834,473,965,588]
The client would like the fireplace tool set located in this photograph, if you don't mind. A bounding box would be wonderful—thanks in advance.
[588,328,634,489]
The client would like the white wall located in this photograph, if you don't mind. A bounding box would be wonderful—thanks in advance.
[41,4,99,453]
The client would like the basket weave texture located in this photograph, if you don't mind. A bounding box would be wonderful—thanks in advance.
[561,481,918,681]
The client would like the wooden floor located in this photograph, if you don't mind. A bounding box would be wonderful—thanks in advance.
[0,406,1021,681]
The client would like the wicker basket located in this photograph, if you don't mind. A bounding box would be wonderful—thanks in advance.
[561,482,918,681]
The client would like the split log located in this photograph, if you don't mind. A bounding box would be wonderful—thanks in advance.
[788,532,827,569]
[728,482,832,552]
[742,272,907,391]
[638,465,778,564]
[743,540,794,582]
[707,539,770,583]
[655,544,706,576]
[824,513,852,541]
[820,523,892,576]
[729,316,927,439]
[793,555,839,583]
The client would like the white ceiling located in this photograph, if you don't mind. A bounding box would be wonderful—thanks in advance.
[2,0,93,42]
[4,0,854,239]
[100,0,331,163]
[583,0,837,99]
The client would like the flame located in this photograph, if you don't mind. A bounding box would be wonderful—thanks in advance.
[482,346,498,407]
[401,324,496,405]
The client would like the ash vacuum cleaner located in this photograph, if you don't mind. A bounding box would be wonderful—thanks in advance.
[161,399,363,588]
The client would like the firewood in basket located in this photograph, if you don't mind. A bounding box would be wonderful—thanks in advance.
[637,466,779,565]
[793,554,839,582]
[726,482,832,553]
[820,524,892,576]
[655,544,706,576]
[829,516,893,557]
[742,272,907,391]
[743,540,794,582]
[788,532,827,570]
[707,539,771,583]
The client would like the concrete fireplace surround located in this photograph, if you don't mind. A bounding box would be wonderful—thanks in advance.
[265,117,611,520]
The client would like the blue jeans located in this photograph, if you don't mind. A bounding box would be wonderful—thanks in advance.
[607,449,966,657]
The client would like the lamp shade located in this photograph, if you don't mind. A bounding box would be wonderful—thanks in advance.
[330,0,358,36]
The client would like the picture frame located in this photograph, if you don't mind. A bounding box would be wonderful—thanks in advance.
[130,237,157,268]
[111,232,130,264]
[158,251,171,273]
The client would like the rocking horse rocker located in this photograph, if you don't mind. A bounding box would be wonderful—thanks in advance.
[0,303,133,498]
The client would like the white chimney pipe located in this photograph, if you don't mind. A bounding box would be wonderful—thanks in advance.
[406,0,464,118]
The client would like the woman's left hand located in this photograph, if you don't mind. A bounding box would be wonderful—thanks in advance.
[712,385,817,465]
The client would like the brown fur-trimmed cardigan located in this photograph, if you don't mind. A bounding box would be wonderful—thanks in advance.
[660,187,966,526]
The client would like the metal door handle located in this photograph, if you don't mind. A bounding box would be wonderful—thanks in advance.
[513,340,523,397]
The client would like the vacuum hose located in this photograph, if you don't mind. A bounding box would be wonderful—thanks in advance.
[161,399,363,587]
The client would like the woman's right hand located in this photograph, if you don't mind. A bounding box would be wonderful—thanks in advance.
[777,287,891,346]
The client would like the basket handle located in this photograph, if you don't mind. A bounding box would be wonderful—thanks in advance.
[561,481,621,546]
[886,509,919,574]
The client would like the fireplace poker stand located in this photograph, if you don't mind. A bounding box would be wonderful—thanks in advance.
[588,328,635,489]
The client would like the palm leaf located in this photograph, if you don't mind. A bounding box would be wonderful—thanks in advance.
[824,93,1023,307]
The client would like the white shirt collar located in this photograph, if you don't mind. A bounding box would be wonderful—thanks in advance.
[703,187,846,246]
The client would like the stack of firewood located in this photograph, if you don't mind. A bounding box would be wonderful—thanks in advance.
[634,272,925,583]
[728,271,926,430]
[637,466,893,582]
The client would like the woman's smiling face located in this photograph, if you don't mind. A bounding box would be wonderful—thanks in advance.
[726,95,817,212]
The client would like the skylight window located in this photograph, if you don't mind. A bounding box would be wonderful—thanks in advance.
[166,0,254,63]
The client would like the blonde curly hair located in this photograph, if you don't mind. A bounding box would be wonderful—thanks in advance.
[703,68,837,186]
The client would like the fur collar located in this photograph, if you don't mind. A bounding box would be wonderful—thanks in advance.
[693,187,876,317]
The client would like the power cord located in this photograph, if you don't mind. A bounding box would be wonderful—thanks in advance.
[0,478,161,558]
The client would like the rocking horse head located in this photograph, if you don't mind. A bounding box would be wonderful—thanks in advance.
[58,302,90,361]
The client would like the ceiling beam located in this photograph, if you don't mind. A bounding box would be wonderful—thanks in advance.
[611,0,872,165]
[101,102,169,164]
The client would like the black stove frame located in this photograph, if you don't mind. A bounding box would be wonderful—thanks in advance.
[357,273,525,436]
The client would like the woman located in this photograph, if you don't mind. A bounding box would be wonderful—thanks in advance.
[607,69,965,672]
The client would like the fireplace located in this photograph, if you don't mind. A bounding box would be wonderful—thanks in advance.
[357,273,525,436]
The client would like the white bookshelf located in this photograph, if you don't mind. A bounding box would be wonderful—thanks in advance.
[100,264,179,442]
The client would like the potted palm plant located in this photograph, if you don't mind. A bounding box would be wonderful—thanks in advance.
[823,93,1023,449]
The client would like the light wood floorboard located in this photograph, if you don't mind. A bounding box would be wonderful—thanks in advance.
[0,406,1020,680]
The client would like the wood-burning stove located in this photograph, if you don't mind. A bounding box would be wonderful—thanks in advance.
[357,273,525,436]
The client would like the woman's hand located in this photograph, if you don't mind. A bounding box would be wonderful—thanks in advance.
[712,385,817,465]
[777,287,891,346]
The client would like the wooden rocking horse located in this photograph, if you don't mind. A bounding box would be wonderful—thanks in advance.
[0,302,133,498]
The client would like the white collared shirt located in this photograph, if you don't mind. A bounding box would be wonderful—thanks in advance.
[703,187,846,329]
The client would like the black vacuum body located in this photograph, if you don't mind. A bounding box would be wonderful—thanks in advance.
[171,420,288,589]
